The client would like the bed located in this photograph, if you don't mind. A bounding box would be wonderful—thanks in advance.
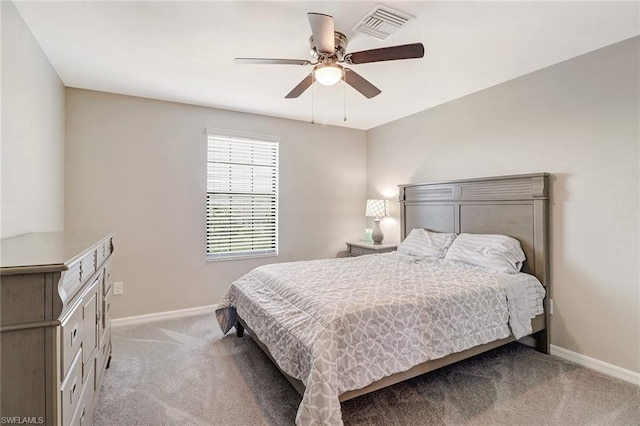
[216,173,550,425]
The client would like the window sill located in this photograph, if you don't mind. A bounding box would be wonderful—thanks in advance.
[207,252,278,262]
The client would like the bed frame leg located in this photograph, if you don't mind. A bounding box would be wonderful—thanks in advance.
[235,322,245,337]
[535,328,550,354]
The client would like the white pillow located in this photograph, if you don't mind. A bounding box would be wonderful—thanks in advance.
[397,228,457,258]
[444,233,526,273]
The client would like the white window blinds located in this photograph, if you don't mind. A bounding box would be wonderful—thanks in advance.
[206,129,279,260]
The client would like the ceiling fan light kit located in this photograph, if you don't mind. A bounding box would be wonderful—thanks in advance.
[314,63,343,86]
[235,12,425,100]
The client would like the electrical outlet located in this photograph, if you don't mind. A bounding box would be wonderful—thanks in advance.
[113,282,124,295]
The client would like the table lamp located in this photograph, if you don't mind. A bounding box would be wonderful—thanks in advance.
[365,199,389,244]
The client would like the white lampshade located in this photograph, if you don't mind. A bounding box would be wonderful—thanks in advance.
[314,64,343,86]
[365,199,389,218]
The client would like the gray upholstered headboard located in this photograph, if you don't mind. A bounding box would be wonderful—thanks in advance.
[398,173,550,286]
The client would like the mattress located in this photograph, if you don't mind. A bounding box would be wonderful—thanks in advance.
[216,252,545,425]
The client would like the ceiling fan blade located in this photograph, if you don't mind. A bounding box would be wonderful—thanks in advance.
[285,74,314,99]
[345,43,425,65]
[308,12,335,54]
[344,68,381,99]
[235,58,312,66]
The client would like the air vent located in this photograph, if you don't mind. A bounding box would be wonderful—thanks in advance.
[353,4,415,41]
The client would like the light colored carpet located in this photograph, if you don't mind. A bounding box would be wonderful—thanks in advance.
[94,313,639,425]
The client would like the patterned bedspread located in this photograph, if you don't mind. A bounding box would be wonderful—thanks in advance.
[215,253,545,425]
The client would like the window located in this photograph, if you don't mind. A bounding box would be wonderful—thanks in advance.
[206,129,279,260]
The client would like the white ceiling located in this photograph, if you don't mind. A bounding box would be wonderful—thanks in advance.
[14,1,640,130]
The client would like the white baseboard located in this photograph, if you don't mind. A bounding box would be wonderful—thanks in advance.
[112,304,218,328]
[551,344,640,386]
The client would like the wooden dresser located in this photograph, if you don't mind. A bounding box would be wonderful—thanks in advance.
[0,232,115,426]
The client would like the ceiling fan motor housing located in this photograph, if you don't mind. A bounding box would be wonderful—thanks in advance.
[309,31,348,62]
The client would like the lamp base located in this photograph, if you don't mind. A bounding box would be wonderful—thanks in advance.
[372,218,384,245]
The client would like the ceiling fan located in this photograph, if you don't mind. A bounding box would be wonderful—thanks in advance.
[235,12,425,99]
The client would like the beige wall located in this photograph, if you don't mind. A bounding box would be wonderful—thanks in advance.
[1,1,65,239]
[367,37,639,372]
[65,89,366,319]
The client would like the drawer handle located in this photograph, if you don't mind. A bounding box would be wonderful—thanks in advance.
[71,326,78,346]
[70,380,77,404]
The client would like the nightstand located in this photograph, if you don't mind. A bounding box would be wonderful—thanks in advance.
[345,241,397,257]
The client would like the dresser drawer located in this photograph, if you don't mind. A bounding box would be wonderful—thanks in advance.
[95,344,104,393]
[73,357,96,426]
[102,259,113,296]
[348,246,365,255]
[82,276,100,364]
[96,327,111,390]
[62,261,82,300]
[96,238,113,267]
[60,300,84,380]
[60,348,83,426]
[80,251,96,283]
[102,284,113,330]
[96,242,106,268]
